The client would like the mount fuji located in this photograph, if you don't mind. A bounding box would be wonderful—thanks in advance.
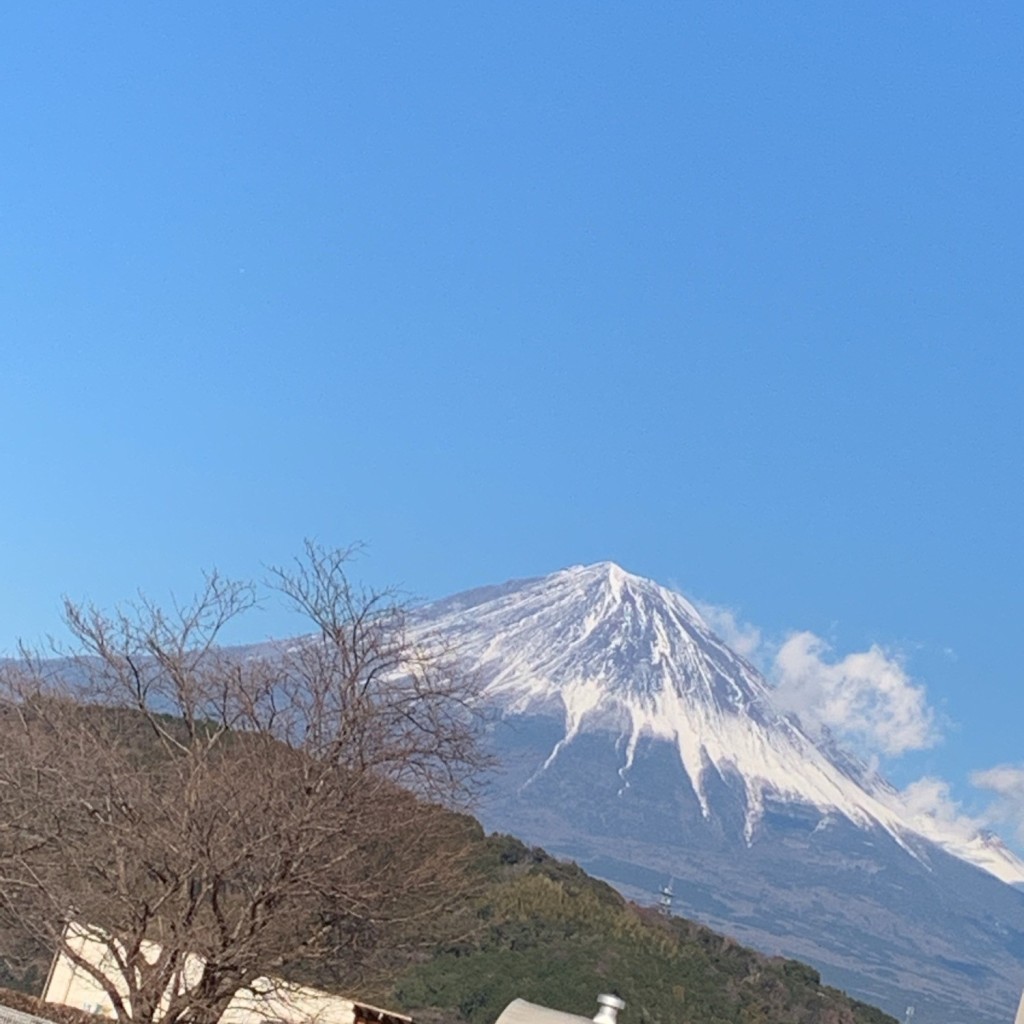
[412,562,1024,1024]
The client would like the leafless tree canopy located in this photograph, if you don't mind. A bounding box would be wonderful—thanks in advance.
[0,545,485,1024]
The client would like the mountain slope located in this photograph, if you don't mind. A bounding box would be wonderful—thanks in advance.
[412,563,1024,1024]
[416,561,1021,877]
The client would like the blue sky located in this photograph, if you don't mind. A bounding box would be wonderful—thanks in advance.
[1,5,1021,849]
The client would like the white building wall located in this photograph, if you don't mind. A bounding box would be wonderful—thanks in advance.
[42,924,355,1024]
[221,981,354,1024]
[44,923,145,1018]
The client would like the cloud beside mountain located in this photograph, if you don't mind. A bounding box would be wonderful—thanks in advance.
[697,595,1019,859]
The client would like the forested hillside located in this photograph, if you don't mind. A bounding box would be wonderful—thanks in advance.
[379,832,898,1024]
[0,824,898,1024]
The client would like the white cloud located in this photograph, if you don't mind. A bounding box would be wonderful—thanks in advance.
[971,763,1024,844]
[770,631,939,758]
[889,776,1024,884]
[690,597,1023,862]
[692,599,941,763]
[696,601,763,661]
[895,776,984,844]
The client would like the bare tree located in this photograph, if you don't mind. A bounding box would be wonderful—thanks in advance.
[0,544,484,1024]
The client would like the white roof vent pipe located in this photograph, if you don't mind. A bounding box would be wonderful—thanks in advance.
[593,995,625,1024]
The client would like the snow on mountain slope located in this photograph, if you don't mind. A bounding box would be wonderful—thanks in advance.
[910,824,1024,887]
[415,561,1024,884]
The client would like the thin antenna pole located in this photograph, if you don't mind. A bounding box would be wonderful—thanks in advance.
[657,880,673,917]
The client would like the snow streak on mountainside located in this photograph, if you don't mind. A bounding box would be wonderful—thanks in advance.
[916,825,1024,887]
[415,562,1024,885]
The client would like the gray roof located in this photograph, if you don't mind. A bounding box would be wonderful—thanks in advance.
[0,1004,57,1024]
[493,1000,592,1024]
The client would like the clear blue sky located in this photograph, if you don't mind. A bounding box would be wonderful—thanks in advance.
[1,5,1021,845]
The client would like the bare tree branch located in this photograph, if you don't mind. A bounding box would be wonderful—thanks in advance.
[0,546,486,1024]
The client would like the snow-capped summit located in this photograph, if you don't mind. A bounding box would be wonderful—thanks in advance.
[420,560,765,713]
[417,562,1024,879]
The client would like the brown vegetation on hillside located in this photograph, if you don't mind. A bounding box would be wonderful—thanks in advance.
[0,545,485,1024]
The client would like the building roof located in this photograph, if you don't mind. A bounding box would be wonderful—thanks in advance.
[493,1000,593,1024]
[0,1003,57,1024]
